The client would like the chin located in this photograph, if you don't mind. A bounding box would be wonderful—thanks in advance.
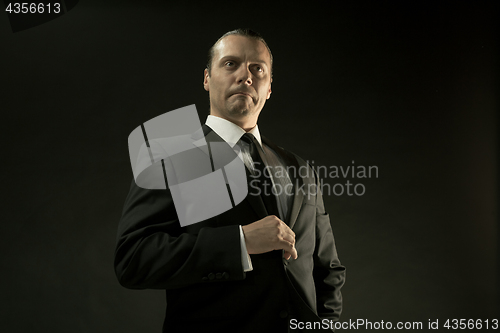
[227,105,253,117]
[230,109,250,117]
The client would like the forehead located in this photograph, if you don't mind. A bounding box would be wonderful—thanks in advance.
[213,35,271,64]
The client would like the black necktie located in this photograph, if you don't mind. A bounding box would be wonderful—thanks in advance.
[240,133,279,217]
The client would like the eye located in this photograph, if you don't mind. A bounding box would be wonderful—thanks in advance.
[254,65,264,73]
[225,61,235,67]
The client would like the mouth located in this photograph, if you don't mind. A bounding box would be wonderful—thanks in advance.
[231,91,252,98]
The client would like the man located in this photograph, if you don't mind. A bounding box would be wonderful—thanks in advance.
[115,29,345,332]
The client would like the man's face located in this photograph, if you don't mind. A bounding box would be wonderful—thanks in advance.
[204,35,272,125]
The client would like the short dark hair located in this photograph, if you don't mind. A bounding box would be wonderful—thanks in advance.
[206,28,273,77]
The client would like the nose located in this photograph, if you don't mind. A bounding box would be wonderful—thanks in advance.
[236,65,252,85]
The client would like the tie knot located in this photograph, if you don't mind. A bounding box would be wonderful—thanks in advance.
[240,133,256,145]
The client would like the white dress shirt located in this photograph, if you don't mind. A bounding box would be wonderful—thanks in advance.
[205,115,259,272]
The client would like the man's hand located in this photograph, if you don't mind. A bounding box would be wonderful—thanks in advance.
[242,215,298,260]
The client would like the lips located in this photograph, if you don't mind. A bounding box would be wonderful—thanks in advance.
[232,92,251,97]
[231,91,255,102]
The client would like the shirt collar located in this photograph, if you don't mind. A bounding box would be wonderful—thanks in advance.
[205,115,263,148]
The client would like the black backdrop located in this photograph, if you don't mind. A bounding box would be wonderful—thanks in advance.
[1,1,498,332]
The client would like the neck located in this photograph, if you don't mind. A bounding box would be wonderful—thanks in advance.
[210,113,257,132]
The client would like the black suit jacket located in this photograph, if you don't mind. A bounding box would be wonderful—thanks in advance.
[114,125,346,332]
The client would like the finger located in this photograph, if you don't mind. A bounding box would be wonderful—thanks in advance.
[280,231,295,245]
[279,240,298,260]
[291,247,298,259]
[284,251,291,260]
[280,222,296,240]
[283,229,295,243]
[275,221,295,239]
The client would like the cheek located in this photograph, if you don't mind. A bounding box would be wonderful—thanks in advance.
[260,87,270,99]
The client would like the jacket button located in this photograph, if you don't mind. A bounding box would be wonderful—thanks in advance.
[216,273,222,279]
[279,310,288,318]
[222,272,229,279]
[208,273,215,280]
[202,277,208,281]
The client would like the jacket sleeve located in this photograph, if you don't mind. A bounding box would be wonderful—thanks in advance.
[312,169,346,321]
[114,178,246,290]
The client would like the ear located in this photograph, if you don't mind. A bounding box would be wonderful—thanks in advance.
[203,69,210,92]
[266,78,272,99]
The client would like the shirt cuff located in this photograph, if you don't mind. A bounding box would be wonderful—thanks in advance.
[239,225,253,272]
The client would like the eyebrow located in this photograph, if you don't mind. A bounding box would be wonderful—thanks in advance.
[219,55,269,66]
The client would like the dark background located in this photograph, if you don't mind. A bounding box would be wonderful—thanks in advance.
[1,1,497,332]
